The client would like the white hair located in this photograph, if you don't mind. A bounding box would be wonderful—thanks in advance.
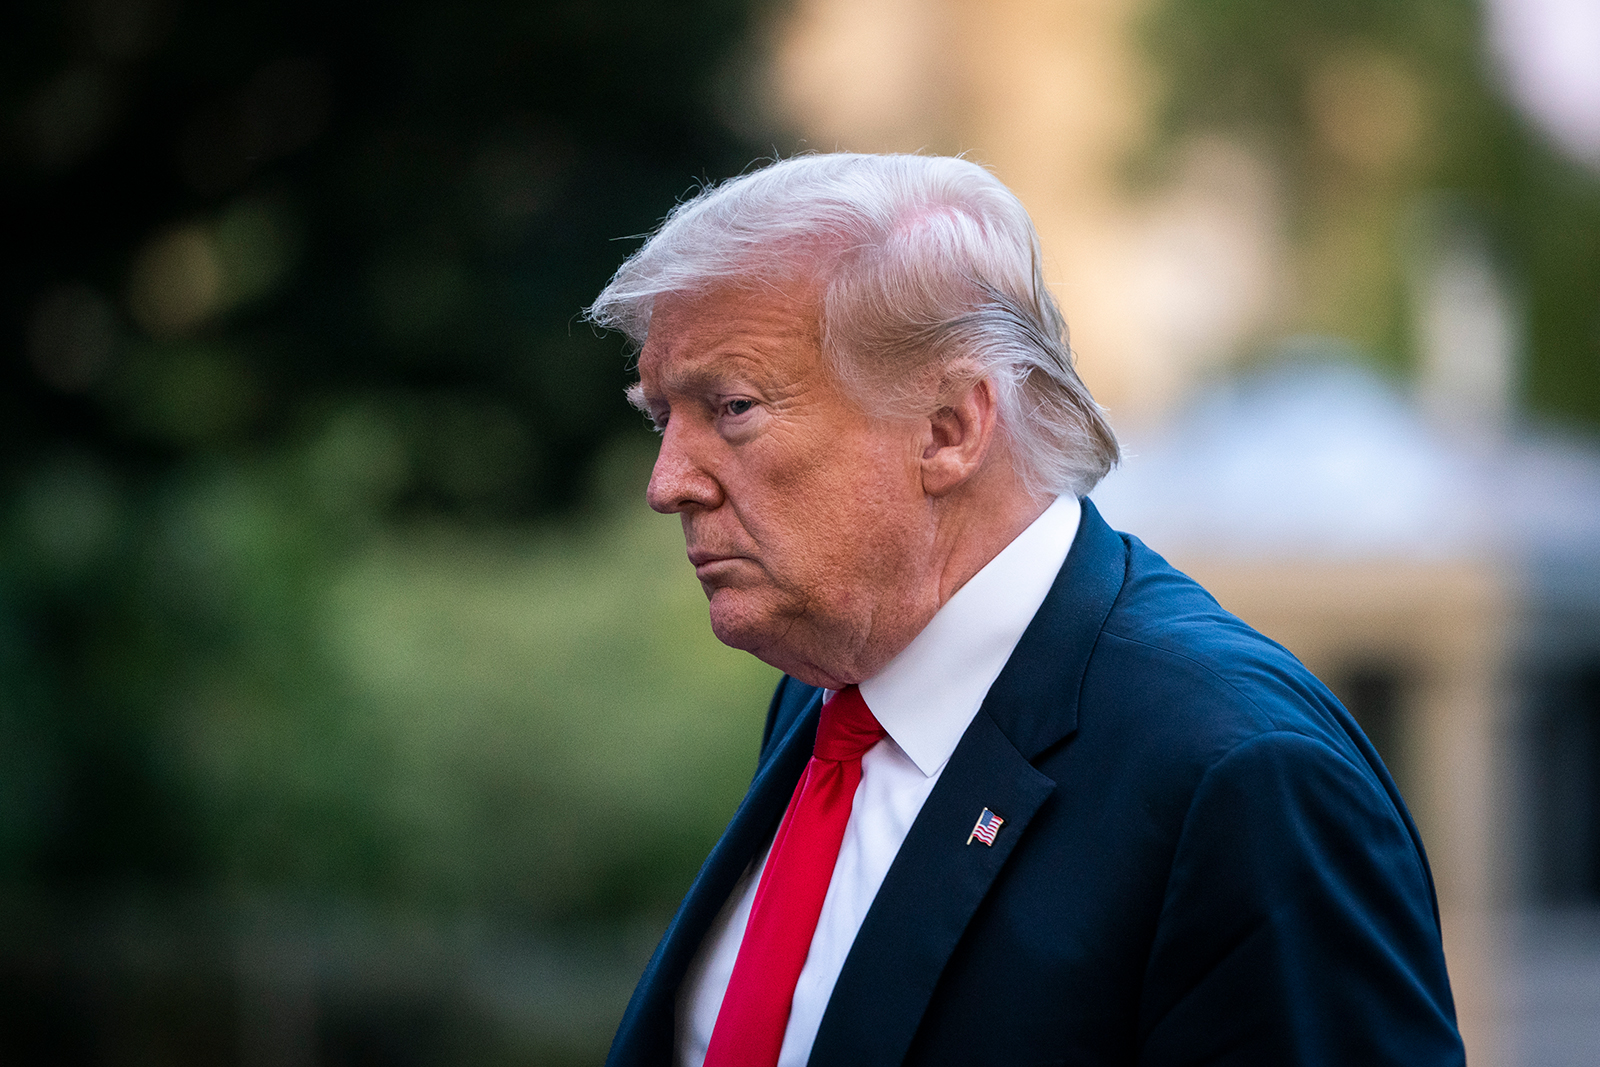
[585,153,1119,497]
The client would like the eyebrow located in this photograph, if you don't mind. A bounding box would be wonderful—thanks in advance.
[624,382,649,413]
[634,359,759,407]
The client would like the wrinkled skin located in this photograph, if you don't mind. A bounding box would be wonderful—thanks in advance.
[633,283,1045,689]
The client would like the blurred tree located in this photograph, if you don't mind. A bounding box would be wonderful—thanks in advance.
[0,0,777,911]
[1142,0,1600,427]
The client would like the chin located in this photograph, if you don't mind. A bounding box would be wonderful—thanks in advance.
[707,608,770,656]
[706,595,850,687]
[706,593,791,662]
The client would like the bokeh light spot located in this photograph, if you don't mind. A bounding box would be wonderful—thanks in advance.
[1308,49,1427,179]
[213,197,300,309]
[126,225,225,337]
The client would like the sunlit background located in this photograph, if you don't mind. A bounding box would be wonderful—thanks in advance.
[4,0,1600,1064]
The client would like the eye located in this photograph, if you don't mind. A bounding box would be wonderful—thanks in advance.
[724,398,756,417]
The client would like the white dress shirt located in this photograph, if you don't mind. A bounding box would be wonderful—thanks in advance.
[675,495,1081,1067]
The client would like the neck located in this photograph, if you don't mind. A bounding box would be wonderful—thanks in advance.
[929,475,1052,609]
[784,471,1052,690]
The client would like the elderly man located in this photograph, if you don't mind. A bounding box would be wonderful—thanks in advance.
[587,154,1464,1067]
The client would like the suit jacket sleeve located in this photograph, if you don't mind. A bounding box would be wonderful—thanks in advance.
[1137,730,1463,1065]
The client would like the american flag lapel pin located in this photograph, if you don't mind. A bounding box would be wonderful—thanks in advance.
[967,807,1004,846]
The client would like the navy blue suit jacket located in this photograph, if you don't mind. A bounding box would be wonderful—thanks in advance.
[607,500,1465,1065]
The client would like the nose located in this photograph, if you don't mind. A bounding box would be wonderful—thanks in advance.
[646,422,723,514]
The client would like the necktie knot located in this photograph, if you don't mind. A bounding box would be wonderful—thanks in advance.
[813,685,885,763]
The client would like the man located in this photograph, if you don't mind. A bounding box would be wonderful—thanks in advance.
[587,153,1464,1066]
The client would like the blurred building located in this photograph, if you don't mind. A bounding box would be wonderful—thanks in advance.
[750,0,1600,1064]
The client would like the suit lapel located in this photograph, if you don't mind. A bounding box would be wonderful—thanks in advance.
[808,499,1130,1065]
[985,497,1127,759]
[611,501,1130,1066]
[606,685,823,1067]
[809,709,1055,1065]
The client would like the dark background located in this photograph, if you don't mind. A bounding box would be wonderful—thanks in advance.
[2,1,781,1063]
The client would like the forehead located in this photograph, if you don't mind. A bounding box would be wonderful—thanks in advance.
[637,284,825,390]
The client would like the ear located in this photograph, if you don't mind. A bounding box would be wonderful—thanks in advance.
[920,374,999,497]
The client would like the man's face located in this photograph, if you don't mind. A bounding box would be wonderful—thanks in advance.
[634,284,935,687]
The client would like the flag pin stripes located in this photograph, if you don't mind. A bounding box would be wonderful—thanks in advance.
[967,808,1004,846]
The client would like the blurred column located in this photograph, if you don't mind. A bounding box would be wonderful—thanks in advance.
[1176,557,1509,1067]
[1406,565,1511,1067]
[1415,225,1518,440]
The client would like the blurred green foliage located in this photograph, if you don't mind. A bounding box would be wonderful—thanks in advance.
[1143,0,1600,425]
[4,434,776,916]
[2,0,778,910]
[2,0,780,1058]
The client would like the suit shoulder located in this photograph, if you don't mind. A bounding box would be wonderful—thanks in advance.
[1086,533,1372,771]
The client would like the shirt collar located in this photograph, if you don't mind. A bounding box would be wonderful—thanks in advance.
[857,495,1081,776]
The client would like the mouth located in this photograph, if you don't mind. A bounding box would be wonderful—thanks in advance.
[687,549,747,580]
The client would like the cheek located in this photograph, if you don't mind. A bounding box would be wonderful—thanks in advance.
[811,459,924,568]
[738,422,923,578]
[796,419,920,499]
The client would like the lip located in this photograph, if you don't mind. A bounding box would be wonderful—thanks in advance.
[687,549,747,578]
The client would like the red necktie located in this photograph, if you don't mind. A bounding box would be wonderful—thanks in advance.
[703,685,885,1067]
